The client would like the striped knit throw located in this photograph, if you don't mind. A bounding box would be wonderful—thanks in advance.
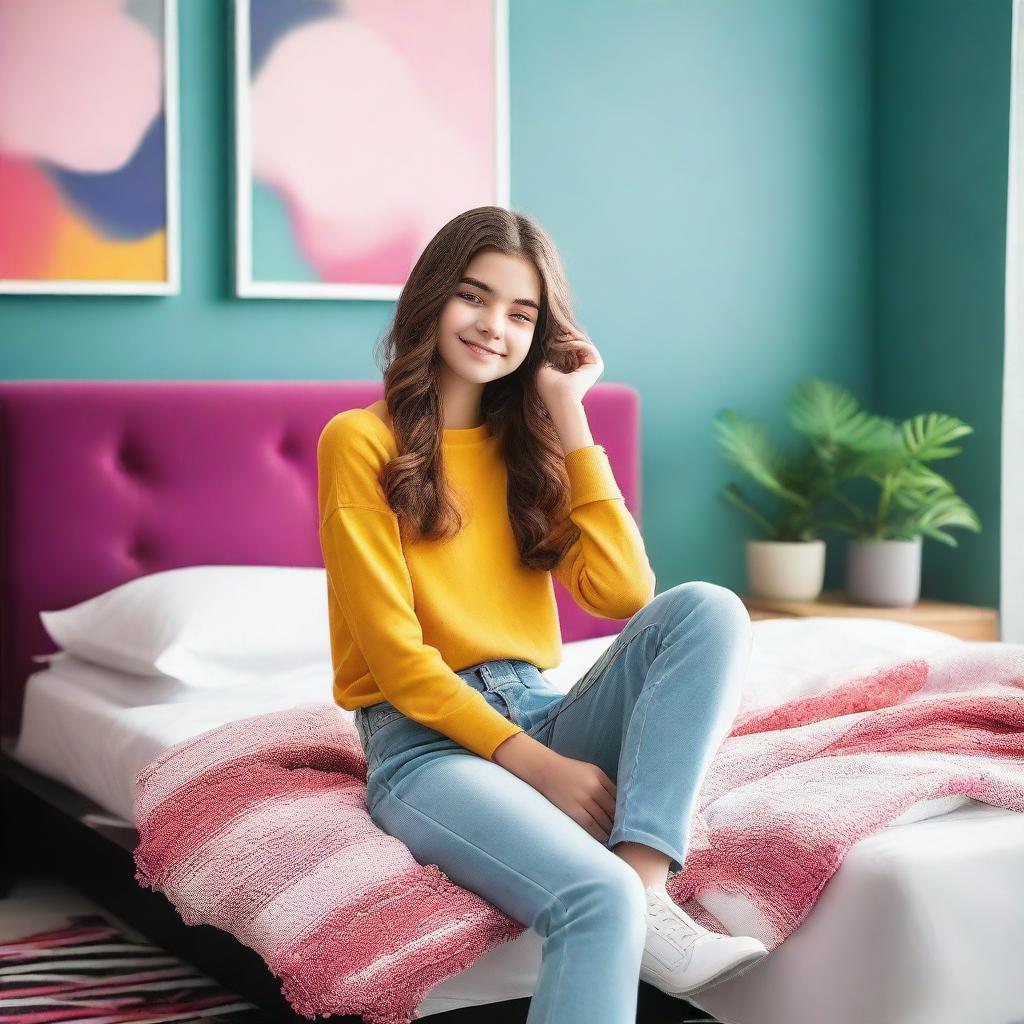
[133,643,1024,1024]
[133,705,524,1024]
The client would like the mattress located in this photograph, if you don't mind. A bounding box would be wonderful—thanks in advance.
[11,618,1023,1023]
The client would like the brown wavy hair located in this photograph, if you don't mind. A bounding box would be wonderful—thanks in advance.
[372,205,589,571]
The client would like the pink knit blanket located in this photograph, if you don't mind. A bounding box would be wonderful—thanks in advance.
[133,643,1024,1024]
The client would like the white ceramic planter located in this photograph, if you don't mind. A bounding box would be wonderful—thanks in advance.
[844,537,922,607]
[745,539,826,601]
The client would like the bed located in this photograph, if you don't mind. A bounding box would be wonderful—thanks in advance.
[1,380,1021,1024]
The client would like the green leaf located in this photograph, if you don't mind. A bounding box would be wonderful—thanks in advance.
[905,494,982,536]
[787,379,897,453]
[901,413,973,462]
[919,524,959,547]
[893,488,934,512]
[901,463,955,493]
[712,411,808,506]
[843,444,908,479]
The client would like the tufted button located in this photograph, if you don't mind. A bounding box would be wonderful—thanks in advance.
[115,441,147,480]
[128,536,154,562]
[277,433,301,459]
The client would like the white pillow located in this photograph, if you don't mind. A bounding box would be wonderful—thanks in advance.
[39,565,332,688]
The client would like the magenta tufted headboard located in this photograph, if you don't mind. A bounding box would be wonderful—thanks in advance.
[0,380,644,737]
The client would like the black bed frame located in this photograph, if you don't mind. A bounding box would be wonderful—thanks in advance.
[0,742,710,1024]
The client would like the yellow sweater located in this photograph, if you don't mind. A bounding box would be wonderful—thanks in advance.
[316,399,656,761]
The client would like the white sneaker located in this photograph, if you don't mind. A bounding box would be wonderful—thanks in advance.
[639,885,769,998]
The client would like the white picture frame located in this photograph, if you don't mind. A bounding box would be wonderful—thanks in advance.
[0,0,180,296]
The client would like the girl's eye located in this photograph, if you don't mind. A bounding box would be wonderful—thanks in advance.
[457,292,532,324]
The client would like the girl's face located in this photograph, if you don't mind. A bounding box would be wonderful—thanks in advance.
[436,250,542,384]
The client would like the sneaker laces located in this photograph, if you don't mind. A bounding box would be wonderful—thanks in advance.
[648,894,710,950]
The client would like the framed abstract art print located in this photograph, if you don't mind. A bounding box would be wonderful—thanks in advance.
[0,0,180,295]
[233,0,510,300]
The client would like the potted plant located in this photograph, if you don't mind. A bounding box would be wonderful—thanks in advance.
[791,382,982,606]
[712,387,843,601]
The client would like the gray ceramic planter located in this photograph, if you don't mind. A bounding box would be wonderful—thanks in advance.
[844,537,923,607]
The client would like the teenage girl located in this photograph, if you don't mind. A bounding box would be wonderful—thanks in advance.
[316,206,768,1024]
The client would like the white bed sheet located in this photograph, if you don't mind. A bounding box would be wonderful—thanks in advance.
[11,618,1023,1023]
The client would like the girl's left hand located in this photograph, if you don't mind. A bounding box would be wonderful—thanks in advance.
[535,330,605,410]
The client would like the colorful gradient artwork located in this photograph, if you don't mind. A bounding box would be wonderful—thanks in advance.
[0,0,179,294]
[236,0,509,299]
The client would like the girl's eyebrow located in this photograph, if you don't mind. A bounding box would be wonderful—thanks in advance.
[459,276,540,311]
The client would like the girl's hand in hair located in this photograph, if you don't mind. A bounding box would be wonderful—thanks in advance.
[535,329,605,410]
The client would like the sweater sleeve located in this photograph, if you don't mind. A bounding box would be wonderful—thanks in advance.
[317,412,524,761]
[552,445,657,619]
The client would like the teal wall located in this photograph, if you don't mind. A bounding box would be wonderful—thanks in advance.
[1,0,1009,606]
[873,0,1012,609]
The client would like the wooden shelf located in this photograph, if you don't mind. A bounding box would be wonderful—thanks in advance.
[741,590,999,642]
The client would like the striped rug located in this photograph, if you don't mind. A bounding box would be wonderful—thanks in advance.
[0,913,273,1023]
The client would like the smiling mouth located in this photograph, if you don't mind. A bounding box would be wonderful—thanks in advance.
[460,337,503,356]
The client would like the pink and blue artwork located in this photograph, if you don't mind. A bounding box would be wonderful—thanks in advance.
[235,0,509,300]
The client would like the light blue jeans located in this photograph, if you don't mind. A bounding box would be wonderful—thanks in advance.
[353,581,753,1024]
